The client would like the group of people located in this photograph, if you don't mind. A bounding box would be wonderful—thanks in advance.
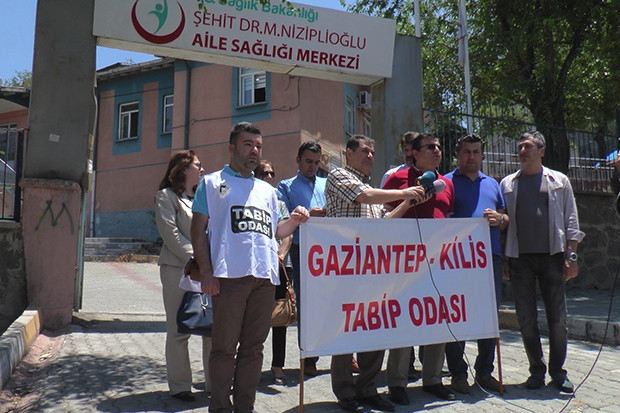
[154,121,584,413]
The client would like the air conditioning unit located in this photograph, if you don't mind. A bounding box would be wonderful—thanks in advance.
[358,91,371,110]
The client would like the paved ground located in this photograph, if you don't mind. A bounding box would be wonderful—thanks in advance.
[1,261,620,412]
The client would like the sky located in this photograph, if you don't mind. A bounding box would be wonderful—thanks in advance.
[0,0,348,84]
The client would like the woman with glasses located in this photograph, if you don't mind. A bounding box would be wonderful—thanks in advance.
[254,160,294,385]
[155,150,210,402]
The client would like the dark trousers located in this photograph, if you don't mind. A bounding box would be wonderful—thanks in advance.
[271,266,291,368]
[446,254,503,377]
[509,253,568,381]
[331,351,385,400]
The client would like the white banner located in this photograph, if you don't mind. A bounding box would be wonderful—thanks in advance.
[299,217,498,358]
[93,0,396,85]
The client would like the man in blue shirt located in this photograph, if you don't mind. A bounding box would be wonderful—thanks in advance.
[444,134,508,394]
[277,141,327,376]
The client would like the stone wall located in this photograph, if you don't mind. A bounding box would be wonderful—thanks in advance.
[571,192,620,290]
[502,192,620,299]
[0,221,27,333]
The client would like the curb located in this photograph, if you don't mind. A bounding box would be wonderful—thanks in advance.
[499,309,620,346]
[0,307,40,390]
[83,254,159,263]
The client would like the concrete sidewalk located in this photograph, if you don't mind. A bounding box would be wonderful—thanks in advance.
[1,261,619,412]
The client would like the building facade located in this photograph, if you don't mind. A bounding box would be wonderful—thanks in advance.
[93,58,370,241]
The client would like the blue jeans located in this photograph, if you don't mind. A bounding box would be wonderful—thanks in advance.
[446,254,503,378]
[509,253,567,381]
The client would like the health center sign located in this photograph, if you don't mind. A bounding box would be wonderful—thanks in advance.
[299,218,499,358]
[93,0,397,85]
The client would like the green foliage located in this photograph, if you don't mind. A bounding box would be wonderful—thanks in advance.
[4,70,32,88]
[346,0,620,171]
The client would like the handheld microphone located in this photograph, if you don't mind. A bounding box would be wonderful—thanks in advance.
[410,179,446,205]
[416,170,436,189]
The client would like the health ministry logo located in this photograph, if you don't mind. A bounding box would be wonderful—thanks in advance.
[131,0,186,44]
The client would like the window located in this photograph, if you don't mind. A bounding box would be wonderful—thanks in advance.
[163,95,173,134]
[363,112,372,138]
[118,102,140,141]
[344,95,356,137]
[0,124,18,162]
[239,68,266,106]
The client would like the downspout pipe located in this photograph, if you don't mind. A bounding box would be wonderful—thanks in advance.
[184,60,192,150]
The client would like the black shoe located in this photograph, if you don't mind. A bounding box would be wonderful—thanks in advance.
[271,367,287,386]
[423,383,456,401]
[304,359,319,377]
[172,391,195,402]
[337,397,363,412]
[359,394,395,411]
[476,374,502,392]
[551,376,574,393]
[525,375,545,390]
[388,386,410,405]
[450,375,471,394]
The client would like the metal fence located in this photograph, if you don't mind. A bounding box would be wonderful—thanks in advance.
[424,109,619,194]
[0,128,24,221]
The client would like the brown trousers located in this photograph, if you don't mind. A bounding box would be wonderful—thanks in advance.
[208,276,274,413]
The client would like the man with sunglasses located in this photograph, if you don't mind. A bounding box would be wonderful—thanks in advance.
[382,132,456,404]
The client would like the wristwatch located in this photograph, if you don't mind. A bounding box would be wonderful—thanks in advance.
[566,251,578,262]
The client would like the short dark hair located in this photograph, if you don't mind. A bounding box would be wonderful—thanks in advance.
[297,141,322,159]
[455,133,486,154]
[347,134,375,151]
[158,150,197,195]
[400,131,419,150]
[520,131,546,148]
[230,121,261,144]
[411,132,438,150]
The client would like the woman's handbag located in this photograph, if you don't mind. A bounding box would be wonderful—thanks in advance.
[177,291,213,336]
[271,263,297,327]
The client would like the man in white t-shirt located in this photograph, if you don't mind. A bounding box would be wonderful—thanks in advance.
[191,122,309,413]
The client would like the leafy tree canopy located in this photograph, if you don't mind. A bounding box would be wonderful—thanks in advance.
[346,0,620,170]
[3,70,32,88]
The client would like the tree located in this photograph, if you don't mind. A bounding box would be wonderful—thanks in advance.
[4,70,32,88]
[346,0,620,172]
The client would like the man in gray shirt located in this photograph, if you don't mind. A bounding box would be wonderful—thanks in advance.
[500,131,584,394]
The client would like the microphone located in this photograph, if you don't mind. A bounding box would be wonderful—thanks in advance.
[410,179,446,205]
[416,170,436,189]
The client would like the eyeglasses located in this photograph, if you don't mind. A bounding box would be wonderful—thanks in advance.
[193,162,202,169]
[418,143,442,151]
[260,171,275,177]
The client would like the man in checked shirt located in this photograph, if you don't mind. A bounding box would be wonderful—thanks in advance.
[324,134,426,412]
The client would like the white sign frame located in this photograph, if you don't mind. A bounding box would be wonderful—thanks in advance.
[93,0,396,85]
[299,217,499,358]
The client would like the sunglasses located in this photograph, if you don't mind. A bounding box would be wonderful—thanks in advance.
[259,171,275,177]
[418,143,442,151]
